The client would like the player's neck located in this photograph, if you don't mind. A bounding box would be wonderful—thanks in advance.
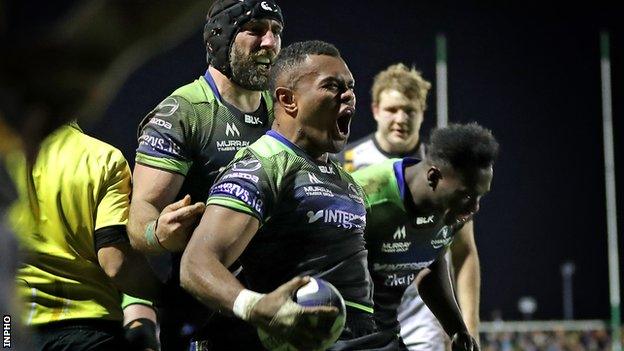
[404,162,433,209]
[273,122,328,162]
[209,66,262,113]
[374,132,419,156]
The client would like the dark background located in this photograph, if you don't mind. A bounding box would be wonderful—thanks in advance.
[78,2,623,321]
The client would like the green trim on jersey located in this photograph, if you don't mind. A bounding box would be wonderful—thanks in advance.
[121,294,153,309]
[206,196,259,219]
[345,300,375,314]
[247,133,296,157]
[351,158,404,212]
[135,153,191,175]
[172,76,217,104]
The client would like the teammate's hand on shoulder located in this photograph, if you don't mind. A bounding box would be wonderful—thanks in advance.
[249,276,339,350]
[156,194,205,252]
[451,330,480,351]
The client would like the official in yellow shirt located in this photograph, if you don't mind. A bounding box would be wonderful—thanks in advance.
[7,123,160,349]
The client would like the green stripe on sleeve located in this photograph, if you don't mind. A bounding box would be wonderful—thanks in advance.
[344,300,374,314]
[135,153,191,175]
[121,294,153,309]
[206,197,260,220]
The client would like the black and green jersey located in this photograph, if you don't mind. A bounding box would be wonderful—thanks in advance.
[208,130,373,316]
[136,71,274,203]
[353,158,461,333]
[135,72,273,349]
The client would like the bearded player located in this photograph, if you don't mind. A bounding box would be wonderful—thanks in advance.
[127,0,284,348]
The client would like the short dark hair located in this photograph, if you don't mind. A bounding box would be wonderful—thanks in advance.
[269,40,341,98]
[426,122,499,171]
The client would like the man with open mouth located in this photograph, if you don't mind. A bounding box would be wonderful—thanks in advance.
[180,40,400,350]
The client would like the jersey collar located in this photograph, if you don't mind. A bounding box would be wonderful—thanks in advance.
[203,70,223,103]
[393,157,421,201]
[266,130,334,166]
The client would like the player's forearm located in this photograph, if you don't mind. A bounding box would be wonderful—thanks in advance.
[454,249,480,336]
[127,199,163,254]
[180,246,245,315]
[418,257,468,337]
[113,248,163,302]
[451,221,481,336]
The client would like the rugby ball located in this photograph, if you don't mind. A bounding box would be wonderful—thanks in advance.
[258,277,346,350]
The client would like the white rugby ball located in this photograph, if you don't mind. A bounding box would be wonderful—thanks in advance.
[257,277,346,350]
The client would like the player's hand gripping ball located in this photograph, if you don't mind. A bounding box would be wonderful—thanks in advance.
[258,277,346,350]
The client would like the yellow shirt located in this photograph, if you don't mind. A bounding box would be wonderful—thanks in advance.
[7,124,131,325]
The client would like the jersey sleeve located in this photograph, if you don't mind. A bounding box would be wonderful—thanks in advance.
[206,155,271,222]
[95,149,131,230]
[135,96,199,176]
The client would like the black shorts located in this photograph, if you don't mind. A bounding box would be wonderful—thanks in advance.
[33,319,128,351]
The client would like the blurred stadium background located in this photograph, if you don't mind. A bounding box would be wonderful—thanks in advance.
[2,1,623,349]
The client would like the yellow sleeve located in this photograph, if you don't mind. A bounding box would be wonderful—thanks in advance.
[95,149,131,230]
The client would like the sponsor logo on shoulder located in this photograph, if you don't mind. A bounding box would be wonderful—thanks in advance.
[154,98,179,117]
[211,183,263,213]
[244,115,263,125]
[306,209,365,229]
[138,134,181,156]
[222,172,260,183]
[347,183,364,204]
[149,117,172,130]
[232,159,261,172]
[431,226,453,249]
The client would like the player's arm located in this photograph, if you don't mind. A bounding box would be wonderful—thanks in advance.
[417,250,479,351]
[128,165,204,253]
[127,96,205,253]
[180,205,337,350]
[97,240,162,301]
[96,154,163,301]
[451,220,480,337]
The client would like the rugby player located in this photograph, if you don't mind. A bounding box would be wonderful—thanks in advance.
[180,40,397,350]
[339,63,481,349]
[127,0,284,348]
[353,123,499,351]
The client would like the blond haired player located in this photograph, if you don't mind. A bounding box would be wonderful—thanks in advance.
[338,64,480,350]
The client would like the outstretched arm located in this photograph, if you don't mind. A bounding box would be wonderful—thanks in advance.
[451,220,480,336]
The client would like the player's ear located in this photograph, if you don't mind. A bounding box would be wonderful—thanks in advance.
[276,87,297,115]
[371,103,380,121]
[426,166,442,191]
